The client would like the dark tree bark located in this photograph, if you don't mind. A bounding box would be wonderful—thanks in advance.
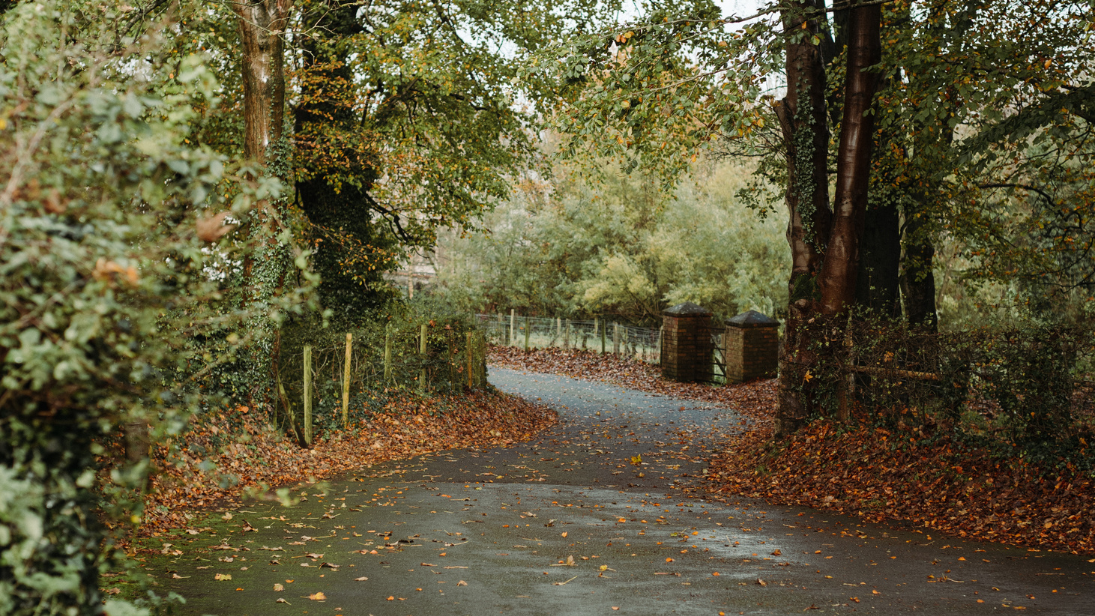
[773,0,834,438]
[855,197,902,317]
[901,202,939,330]
[818,2,883,316]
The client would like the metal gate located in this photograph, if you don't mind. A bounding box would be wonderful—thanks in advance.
[710,327,726,383]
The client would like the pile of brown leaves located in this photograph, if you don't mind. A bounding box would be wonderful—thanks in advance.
[138,389,556,535]
[706,422,1095,555]
[488,345,775,424]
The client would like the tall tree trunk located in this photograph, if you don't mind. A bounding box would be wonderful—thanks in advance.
[818,2,882,316]
[235,0,291,165]
[773,0,833,438]
[234,0,292,297]
[897,3,978,332]
[856,112,902,319]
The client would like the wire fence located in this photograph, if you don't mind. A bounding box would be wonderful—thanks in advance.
[476,313,663,364]
[274,313,489,445]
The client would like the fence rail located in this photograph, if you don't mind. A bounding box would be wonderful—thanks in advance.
[476,312,663,364]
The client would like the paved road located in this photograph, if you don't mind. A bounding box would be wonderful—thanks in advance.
[154,368,1095,615]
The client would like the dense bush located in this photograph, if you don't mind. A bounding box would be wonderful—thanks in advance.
[788,312,1095,462]
[0,3,312,614]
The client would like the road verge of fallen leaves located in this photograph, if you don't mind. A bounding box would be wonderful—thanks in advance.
[706,420,1095,555]
[136,389,556,535]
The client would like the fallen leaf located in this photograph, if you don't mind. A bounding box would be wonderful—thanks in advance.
[308,592,326,601]
[197,211,235,243]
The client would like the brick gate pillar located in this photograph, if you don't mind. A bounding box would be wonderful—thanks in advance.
[661,302,714,383]
[724,310,779,384]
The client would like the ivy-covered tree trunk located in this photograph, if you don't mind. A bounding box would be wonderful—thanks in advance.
[293,2,394,324]
[772,0,833,438]
[774,0,883,437]
[234,0,292,289]
[233,0,306,421]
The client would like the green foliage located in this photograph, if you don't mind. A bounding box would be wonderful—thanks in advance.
[435,157,788,324]
[174,0,624,323]
[533,0,1095,327]
[0,2,315,614]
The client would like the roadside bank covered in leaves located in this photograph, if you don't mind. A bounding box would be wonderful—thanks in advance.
[706,419,1095,555]
[126,389,557,536]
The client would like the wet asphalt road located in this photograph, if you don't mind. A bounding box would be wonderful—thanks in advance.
[154,367,1095,615]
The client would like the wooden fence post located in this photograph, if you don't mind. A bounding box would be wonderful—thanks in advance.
[600,318,606,354]
[383,327,392,382]
[303,344,313,446]
[613,323,620,354]
[342,333,352,428]
[565,320,571,350]
[448,332,455,392]
[509,309,516,346]
[524,314,530,351]
[467,331,474,390]
[419,323,428,392]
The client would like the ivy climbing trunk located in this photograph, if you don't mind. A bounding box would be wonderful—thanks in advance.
[234,0,292,288]
[772,0,833,438]
[773,0,884,437]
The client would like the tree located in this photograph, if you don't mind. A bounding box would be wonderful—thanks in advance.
[537,0,884,433]
[535,0,1093,436]
[178,0,616,324]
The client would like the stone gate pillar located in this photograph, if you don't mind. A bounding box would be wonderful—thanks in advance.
[724,310,779,383]
[661,302,714,383]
